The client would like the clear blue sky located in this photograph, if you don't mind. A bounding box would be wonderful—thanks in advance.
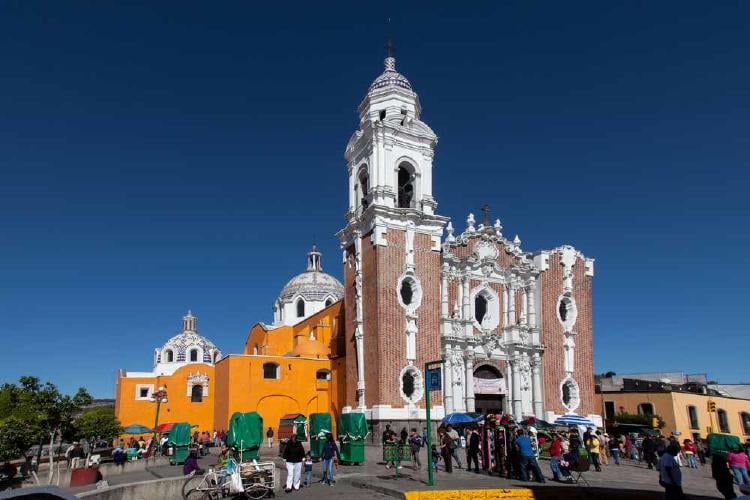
[1,2,748,397]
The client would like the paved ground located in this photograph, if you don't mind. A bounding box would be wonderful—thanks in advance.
[62,444,735,499]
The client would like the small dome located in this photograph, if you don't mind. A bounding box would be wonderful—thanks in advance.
[157,311,221,366]
[368,57,413,93]
[293,338,326,358]
[278,246,344,304]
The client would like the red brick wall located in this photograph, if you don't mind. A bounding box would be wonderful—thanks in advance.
[539,252,595,416]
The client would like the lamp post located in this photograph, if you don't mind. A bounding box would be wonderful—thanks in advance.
[150,386,168,451]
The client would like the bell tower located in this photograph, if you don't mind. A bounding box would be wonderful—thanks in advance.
[338,48,448,422]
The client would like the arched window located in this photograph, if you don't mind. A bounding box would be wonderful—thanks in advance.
[191,385,203,403]
[358,167,369,209]
[263,363,280,380]
[296,299,305,318]
[397,163,415,209]
[253,344,259,355]
[638,403,655,416]
[400,280,414,305]
[316,369,331,381]
[325,298,333,307]
[718,409,730,433]
[475,294,488,325]
[189,349,198,362]
[474,365,502,379]
[164,349,174,363]
[740,412,750,435]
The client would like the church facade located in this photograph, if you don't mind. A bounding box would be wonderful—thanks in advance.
[115,53,598,435]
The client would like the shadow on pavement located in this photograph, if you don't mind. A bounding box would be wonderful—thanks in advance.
[525,485,720,500]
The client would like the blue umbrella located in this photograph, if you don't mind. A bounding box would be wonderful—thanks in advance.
[123,424,153,434]
[553,414,596,427]
[442,413,479,425]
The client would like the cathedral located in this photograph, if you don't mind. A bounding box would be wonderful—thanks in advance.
[115,52,598,435]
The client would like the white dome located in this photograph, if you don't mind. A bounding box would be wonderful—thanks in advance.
[154,312,222,374]
[368,56,413,94]
[274,247,343,326]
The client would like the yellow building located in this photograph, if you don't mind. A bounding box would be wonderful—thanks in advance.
[115,248,346,437]
[596,374,750,442]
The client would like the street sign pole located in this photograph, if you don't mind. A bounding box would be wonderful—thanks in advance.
[424,358,444,487]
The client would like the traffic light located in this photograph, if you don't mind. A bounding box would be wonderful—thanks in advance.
[708,401,717,412]
[652,416,659,429]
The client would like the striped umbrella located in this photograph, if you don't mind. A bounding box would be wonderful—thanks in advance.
[553,414,596,427]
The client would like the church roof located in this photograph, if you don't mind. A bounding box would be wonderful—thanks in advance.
[278,246,344,303]
[368,56,413,94]
[158,311,221,364]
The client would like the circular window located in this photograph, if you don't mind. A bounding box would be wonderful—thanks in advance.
[397,275,422,311]
[398,365,424,404]
[556,294,578,331]
[560,377,580,413]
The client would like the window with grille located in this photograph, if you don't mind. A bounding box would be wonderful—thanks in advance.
[688,406,699,430]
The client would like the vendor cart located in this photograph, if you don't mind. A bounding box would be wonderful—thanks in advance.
[226,411,264,461]
[168,422,192,465]
[338,412,367,465]
[309,412,332,460]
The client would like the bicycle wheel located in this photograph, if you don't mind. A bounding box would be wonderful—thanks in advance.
[243,484,268,500]
[185,488,216,500]
[183,476,204,499]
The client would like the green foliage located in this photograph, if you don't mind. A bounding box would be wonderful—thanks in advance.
[0,376,93,462]
[75,407,123,442]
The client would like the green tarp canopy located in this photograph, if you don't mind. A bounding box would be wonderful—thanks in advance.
[168,422,192,447]
[338,412,367,441]
[707,433,741,456]
[226,411,264,451]
[310,413,332,438]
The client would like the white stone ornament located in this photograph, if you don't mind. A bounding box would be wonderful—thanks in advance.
[466,213,476,233]
[494,218,503,237]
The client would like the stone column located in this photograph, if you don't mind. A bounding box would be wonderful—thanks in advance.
[528,282,537,329]
[511,357,522,418]
[441,267,449,320]
[464,353,475,412]
[508,283,516,326]
[503,286,509,328]
[444,350,454,414]
[462,277,472,337]
[532,354,543,419]
[521,288,528,326]
[506,361,514,415]
[457,278,464,319]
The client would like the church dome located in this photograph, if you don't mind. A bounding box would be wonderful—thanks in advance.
[278,246,344,304]
[368,56,413,94]
[155,312,222,371]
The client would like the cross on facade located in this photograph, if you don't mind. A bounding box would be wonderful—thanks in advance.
[481,204,490,226]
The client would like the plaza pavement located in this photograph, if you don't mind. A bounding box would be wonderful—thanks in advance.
[67,444,729,499]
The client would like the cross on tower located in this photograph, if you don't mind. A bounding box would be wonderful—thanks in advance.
[481,204,490,226]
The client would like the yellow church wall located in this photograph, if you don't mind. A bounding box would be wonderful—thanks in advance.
[116,364,216,435]
[596,391,750,441]
[213,354,345,438]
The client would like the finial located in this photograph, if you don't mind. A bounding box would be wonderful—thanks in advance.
[384,40,396,71]
[513,234,522,246]
[307,245,322,272]
[494,218,503,236]
[466,213,476,233]
[446,221,455,242]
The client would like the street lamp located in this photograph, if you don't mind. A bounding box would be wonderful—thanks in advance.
[150,386,168,451]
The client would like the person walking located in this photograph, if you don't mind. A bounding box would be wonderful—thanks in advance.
[467,428,480,473]
[440,430,453,473]
[683,439,698,469]
[728,447,750,485]
[446,425,463,469]
[548,434,569,481]
[600,433,609,466]
[516,429,545,483]
[659,442,686,500]
[282,434,305,492]
[321,433,340,485]
[586,432,602,472]
[609,435,621,465]
[266,427,274,448]
[303,452,313,487]
[408,428,423,471]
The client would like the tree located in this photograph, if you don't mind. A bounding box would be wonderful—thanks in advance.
[74,407,123,444]
[0,417,37,463]
[0,376,92,484]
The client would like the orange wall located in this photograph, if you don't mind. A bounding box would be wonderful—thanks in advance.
[213,354,344,437]
[116,364,216,434]
[596,391,750,440]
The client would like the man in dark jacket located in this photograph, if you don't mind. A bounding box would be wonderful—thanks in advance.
[283,434,305,492]
[321,433,340,485]
[642,435,658,469]
[467,428,480,473]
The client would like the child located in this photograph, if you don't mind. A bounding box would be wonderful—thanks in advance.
[304,452,313,486]
[431,444,440,471]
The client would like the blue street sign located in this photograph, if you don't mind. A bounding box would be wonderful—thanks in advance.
[427,367,441,391]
